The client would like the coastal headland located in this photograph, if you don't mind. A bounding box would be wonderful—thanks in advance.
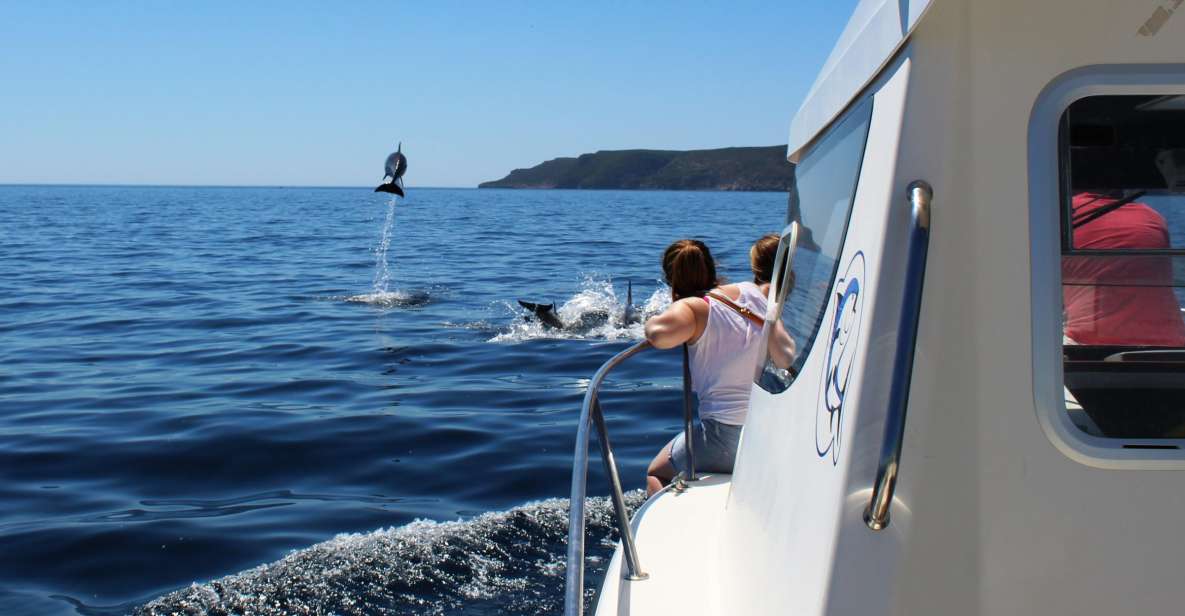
[479,145,792,191]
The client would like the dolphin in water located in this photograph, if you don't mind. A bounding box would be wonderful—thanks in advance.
[517,281,641,331]
[374,143,407,197]
[517,300,567,329]
[622,280,637,324]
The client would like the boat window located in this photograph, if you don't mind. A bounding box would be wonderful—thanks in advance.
[1060,95,1185,439]
[756,98,873,394]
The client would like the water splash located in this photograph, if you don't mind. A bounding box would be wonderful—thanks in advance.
[374,198,397,294]
[345,289,431,308]
[488,276,670,343]
[135,492,645,616]
[345,198,430,307]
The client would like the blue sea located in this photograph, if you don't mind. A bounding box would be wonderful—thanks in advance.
[0,186,786,615]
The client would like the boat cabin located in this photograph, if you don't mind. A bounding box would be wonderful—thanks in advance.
[568,0,1185,614]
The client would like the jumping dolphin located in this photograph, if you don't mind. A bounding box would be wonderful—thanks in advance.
[517,280,641,331]
[374,143,407,197]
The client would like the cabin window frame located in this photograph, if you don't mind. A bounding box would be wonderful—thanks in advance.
[753,96,875,395]
[1029,64,1185,469]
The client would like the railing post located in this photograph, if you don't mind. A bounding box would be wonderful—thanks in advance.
[676,343,697,488]
[564,340,652,616]
[565,405,591,616]
[592,400,648,580]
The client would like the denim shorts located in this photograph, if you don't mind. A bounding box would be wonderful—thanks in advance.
[668,418,743,475]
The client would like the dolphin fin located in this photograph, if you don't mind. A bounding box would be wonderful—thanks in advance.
[621,279,641,325]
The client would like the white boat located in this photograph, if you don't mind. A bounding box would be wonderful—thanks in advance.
[565,0,1185,614]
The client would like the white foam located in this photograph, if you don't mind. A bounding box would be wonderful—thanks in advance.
[344,289,430,308]
[488,276,671,343]
[136,492,644,615]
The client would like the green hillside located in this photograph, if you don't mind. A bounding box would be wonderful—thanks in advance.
[479,145,792,191]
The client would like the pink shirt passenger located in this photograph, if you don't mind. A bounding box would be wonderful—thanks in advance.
[1062,193,1185,346]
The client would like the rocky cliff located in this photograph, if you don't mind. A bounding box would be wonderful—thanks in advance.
[479,145,792,191]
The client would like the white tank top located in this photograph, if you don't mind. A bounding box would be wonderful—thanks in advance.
[687,281,768,426]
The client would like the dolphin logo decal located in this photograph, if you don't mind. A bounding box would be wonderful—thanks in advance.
[374,142,408,197]
[816,251,866,464]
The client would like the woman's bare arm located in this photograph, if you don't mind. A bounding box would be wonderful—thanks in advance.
[644,299,699,349]
[768,319,797,369]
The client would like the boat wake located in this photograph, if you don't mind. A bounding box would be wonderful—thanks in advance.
[135,492,644,616]
[487,277,670,343]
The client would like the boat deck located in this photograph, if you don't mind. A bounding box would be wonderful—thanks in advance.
[593,474,732,616]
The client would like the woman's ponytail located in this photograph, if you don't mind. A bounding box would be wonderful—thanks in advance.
[662,239,719,300]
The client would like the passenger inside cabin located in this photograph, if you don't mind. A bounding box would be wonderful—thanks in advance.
[643,236,781,496]
[1062,193,1185,347]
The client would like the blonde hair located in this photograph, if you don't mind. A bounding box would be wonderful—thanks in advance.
[750,233,794,293]
[750,233,780,284]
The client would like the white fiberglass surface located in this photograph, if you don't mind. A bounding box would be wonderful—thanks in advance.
[724,58,910,616]
[593,476,732,616]
[788,0,933,157]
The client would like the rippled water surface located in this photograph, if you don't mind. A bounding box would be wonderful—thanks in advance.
[0,185,785,614]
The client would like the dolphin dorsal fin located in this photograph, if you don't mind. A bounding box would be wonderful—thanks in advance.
[626,280,632,306]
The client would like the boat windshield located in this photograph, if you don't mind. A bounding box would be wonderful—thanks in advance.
[1060,95,1185,439]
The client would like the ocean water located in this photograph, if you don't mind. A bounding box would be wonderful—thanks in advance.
[0,185,786,615]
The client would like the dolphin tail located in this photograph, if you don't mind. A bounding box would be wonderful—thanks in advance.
[517,300,564,329]
[374,183,405,197]
[517,300,556,315]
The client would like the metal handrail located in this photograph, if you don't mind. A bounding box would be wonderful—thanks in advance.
[864,180,932,531]
[671,343,697,490]
[565,340,652,615]
[564,339,699,615]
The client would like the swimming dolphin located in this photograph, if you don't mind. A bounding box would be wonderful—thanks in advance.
[622,280,639,325]
[374,143,407,197]
[517,280,641,331]
[517,300,567,329]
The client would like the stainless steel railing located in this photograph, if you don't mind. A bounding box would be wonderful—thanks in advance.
[864,180,932,531]
[670,343,698,492]
[564,340,697,615]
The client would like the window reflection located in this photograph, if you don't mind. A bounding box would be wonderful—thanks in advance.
[756,98,873,394]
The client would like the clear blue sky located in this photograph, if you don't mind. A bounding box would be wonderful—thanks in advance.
[0,2,856,187]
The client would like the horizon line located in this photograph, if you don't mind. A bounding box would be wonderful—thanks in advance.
[0,182,474,190]
[0,183,790,194]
